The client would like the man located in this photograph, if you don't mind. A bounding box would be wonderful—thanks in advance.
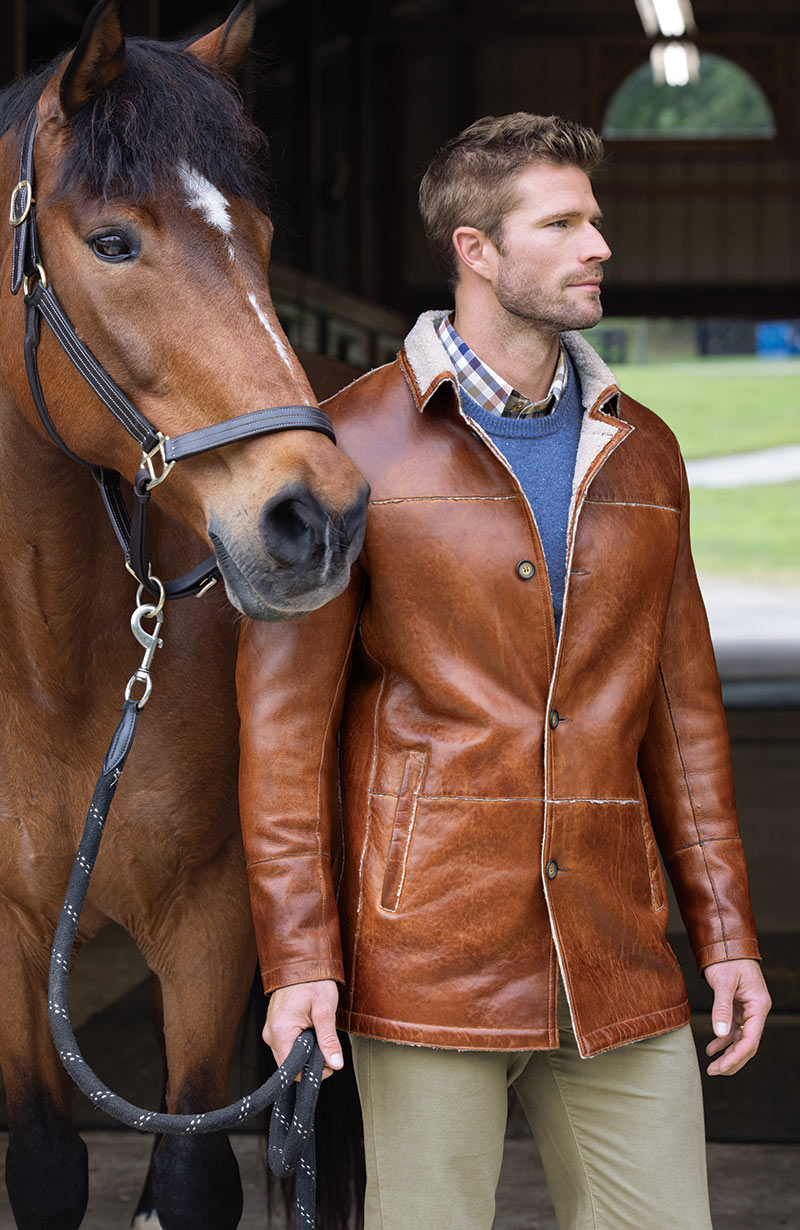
[237,113,770,1229]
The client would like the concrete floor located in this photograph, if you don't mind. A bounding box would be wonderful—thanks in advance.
[1,1131,797,1228]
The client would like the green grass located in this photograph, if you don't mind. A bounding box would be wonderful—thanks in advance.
[689,481,800,583]
[607,357,800,580]
[613,357,800,459]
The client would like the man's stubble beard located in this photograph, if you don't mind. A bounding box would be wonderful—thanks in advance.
[494,268,604,334]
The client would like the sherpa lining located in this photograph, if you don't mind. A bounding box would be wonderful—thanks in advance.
[402,310,620,415]
[560,329,619,413]
[570,415,621,501]
[401,310,459,410]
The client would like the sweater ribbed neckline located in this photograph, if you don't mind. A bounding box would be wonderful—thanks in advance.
[459,360,578,439]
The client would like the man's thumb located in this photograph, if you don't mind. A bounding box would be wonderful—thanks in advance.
[313,1021,344,1069]
[712,985,733,1036]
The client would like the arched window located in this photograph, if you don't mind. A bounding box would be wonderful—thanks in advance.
[603,53,776,140]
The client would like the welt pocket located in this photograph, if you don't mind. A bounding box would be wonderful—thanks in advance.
[380,751,427,912]
[638,800,666,913]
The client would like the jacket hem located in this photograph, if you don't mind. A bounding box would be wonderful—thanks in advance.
[341,1000,692,1055]
[579,1000,692,1057]
[341,1008,558,1050]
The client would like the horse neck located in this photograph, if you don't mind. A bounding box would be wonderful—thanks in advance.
[0,391,132,695]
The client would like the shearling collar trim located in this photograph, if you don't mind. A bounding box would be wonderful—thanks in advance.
[400,309,620,418]
[561,330,620,415]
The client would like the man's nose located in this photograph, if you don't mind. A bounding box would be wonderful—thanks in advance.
[583,225,612,263]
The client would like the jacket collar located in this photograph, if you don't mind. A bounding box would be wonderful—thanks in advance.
[399,309,621,418]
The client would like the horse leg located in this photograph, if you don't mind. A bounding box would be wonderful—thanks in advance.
[136,841,256,1230]
[0,916,88,1229]
[131,973,168,1228]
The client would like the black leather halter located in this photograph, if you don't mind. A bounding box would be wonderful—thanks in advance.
[9,107,336,601]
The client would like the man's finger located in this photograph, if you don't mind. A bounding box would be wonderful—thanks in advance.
[266,1034,298,1070]
[705,1027,735,1058]
[263,1017,305,1069]
[707,1016,760,1076]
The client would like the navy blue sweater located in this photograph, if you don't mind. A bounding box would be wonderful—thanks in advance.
[459,353,583,637]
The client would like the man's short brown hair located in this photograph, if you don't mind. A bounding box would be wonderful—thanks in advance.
[418,113,604,293]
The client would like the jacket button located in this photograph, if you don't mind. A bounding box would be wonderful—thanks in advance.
[546,859,559,880]
[516,559,535,580]
[549,709,560,729]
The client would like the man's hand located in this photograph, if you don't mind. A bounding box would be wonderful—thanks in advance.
[264,979,343,1080]
[703,958,771,1076]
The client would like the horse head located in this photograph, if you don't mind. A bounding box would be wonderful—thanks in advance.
[0,0,369,621]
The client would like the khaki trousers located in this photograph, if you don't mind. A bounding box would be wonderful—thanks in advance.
[349,988,712,1230]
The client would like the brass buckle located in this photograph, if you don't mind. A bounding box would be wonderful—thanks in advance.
[195,574,218,598]
[141,432,175,489]
[9,180,33,227]
[22,261,47,298]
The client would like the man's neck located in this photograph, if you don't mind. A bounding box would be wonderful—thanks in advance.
[452,298,560,402]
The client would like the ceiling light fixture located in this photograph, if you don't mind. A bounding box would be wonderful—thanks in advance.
[635,0,696,39]
[650,40,700,86]
[653,0,686,37]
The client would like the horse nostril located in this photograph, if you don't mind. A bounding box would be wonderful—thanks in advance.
[258,481,371,570]
[258,484,330,567]
[341,483,370,553]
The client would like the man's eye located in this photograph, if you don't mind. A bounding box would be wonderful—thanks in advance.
[90,233,135,261]
[549,220,568,228]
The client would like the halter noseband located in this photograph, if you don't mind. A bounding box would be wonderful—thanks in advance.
[9,106,336,601]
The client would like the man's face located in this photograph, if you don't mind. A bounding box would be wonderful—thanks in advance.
[490,163,611,332]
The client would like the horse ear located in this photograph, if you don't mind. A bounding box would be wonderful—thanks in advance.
[186,0,256,74]
[38,0,125,125]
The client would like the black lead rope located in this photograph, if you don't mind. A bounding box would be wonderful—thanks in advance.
[47,608,324,1230]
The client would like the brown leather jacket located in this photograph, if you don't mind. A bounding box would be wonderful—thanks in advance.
[237,310,760,1057]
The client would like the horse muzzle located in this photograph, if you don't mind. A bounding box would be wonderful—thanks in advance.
[208,480,369,620]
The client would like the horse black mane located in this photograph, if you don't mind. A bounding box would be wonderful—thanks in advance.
[0,37,271,210]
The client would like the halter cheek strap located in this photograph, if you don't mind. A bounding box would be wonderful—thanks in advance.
[10,106,337,601]
[10,109,40,295]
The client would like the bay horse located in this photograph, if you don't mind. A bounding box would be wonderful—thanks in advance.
[0,2,368,1227]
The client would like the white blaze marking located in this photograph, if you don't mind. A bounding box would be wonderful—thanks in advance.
[178,165,297,378]
[247,292,294,372]
[178,164,233,235]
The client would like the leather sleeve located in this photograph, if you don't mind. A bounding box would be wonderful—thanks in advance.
[236,567,365,993]
[637,447,761,973]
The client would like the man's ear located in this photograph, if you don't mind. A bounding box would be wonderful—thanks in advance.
[186,0,256,75]
[38,0,125,127]
[452,226,496,282]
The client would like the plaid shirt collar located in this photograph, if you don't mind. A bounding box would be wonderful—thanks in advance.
[437,314,568,418]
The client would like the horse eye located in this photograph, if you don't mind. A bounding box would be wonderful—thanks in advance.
[91,233,135,261]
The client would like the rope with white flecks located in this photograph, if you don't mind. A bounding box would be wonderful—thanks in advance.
[48,698,323,1230]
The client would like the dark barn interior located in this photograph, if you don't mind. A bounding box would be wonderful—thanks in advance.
[7,0,800,325]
